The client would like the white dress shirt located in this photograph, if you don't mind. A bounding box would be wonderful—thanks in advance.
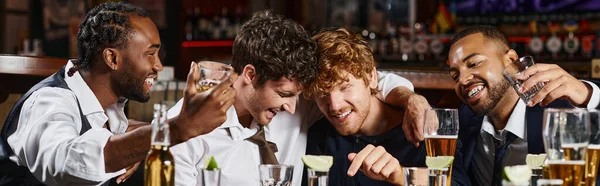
[167,72,413,186]
[7,61,127,186]
[471,81,600,185]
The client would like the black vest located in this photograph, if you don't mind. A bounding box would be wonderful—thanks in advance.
[0,66,91,186]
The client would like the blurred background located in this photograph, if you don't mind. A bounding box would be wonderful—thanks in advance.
[2,0,600,122]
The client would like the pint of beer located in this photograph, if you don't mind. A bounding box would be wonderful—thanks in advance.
[424,108,459,186]
[542,108,591,186]
[585,145,600,186]
[547,160,585,186]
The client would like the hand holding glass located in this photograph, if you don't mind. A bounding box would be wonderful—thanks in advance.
[503,56,545,103]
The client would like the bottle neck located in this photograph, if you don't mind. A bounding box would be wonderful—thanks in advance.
[151,105,170,146]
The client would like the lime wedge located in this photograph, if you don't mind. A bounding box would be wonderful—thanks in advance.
[302,155,333,171]
[425,156,454,169]
[205,156,219,170]
[526,154,547,169]
[503,165,532,184]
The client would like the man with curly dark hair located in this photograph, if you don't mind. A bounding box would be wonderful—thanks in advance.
[0,2,236,185]
[165,11,428,186]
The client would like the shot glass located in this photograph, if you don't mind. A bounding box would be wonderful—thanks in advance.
[306,168,328,186]
[502,56,544,103]
[428,168,449,186]
[402,167,428,186]
[200,168,221,186]
[196,61,233,92]
[258,164,294,186]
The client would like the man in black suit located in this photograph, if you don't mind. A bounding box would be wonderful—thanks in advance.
[447,25,600,185]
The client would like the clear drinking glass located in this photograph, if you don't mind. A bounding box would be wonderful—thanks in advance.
[428,168,448,186]
[200,168,221,186]
[502,56,545,103]
[306,168,328,186]
[258,164,294,186]
[542,108,591,186]
[531,167,543,186]
[197,61,233,92]
[585,109,600,186]
[402,167,428,186]
[423,108,459,186]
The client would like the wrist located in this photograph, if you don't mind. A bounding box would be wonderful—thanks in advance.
[168,116,186,145]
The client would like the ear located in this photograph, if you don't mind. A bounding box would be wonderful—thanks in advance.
[102,48,120,71]
[503,49,518,67]
[241,64,257,85]
[368,67,378,89]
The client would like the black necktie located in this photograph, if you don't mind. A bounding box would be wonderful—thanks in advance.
[246,126,279,164]
[492,132,517,186]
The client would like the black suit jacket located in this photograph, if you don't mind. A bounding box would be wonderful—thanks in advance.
[451,99,597,185]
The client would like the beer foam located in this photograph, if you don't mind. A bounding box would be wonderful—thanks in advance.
[588,144,600,149]
[562,143,588,149]
[424,135,458,139]
[547,160,585,165]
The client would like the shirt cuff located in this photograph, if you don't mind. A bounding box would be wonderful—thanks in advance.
[63,128,125,182]
[582,80,600,109]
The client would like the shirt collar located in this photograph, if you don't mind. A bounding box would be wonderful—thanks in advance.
[64,60,104,115]
[481,99,527,140]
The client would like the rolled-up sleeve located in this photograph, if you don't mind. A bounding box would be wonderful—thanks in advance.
[7,88,123,185]
[377,71,415,97]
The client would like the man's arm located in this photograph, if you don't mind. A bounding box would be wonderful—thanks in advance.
[104,61,236,172]
[378,71,432,147]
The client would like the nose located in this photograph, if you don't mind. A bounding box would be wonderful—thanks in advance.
[458,71,473,86]
[283,97,297,115]
[153,57,164,72]
[327,92,343,111]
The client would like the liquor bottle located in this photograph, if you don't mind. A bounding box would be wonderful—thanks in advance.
[144,103,175,186]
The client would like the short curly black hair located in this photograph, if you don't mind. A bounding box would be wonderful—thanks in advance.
[72,2,148,75]
[231,10,318,87]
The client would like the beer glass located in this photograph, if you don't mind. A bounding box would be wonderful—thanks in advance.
[258,164,294,186]
[402,167,428,186]
[306,168,328,186]
[197,61,233,92]
[542,108,590,186]
[585,110,600,186]
[423,108,459,186]
[503,56,545,103]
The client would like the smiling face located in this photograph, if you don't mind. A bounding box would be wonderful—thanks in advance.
[114,16,162,102]
[242,74,302,125]
[314,71,377,136]
[448,33,514,116]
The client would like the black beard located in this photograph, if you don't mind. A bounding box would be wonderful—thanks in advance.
[471,79,511,116]
[119,68,150,103]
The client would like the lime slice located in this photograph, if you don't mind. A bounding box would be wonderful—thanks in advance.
[526,154,547,169]
[425,156,454,169]
[205,156,219,170]
[302,155,333,171]
[503,165,532,184]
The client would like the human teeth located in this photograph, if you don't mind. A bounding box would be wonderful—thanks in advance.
[145,78,154,85]
[468,85,483,98]
[334,110,351,118]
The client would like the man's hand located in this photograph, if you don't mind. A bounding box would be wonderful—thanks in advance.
[518,63,592,107]
[347,145,403,185]
[401,94,431,147]
[171,62,237,144]
[115,161,140,184]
